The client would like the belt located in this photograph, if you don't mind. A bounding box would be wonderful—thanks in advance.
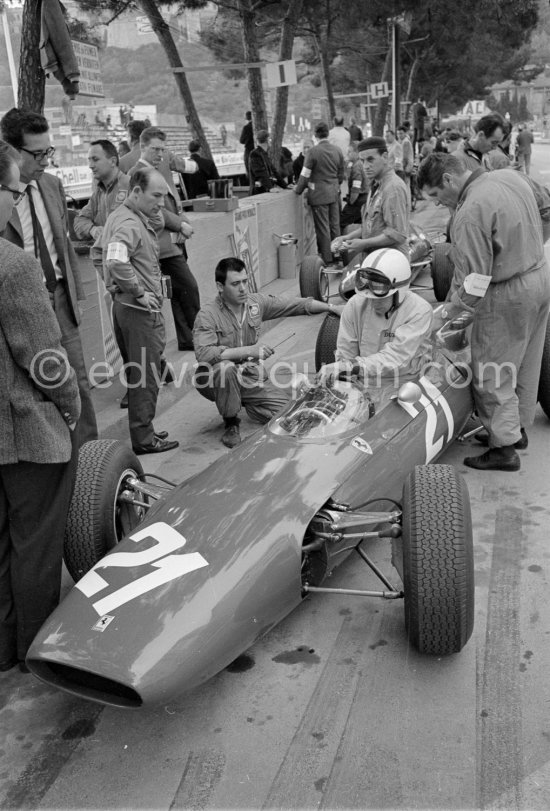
[489,264,542,285]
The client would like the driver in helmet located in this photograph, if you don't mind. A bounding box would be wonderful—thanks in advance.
[317,248,433,389]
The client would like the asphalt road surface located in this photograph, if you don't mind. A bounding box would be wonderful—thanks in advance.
[1,146,550,811]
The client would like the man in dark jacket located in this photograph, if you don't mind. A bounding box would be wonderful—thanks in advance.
[0,141,81,671]
[294,121,345,265]
[183,140,220,199]
[248,130,287,195]
[239,111,254,178]
[0,108,97,446]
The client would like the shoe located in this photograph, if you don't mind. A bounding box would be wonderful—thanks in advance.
[18,660,30,674]
[120,391,129,409]
[0,657,17,672]
[133,437,179,455]
[160,359,175,385]
[154,431,169,440]
[221,424,241,449]
[475,427,528,450]
[464,446,520,471]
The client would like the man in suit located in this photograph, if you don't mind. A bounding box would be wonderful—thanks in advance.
[0,140,81,672]
[239,110,254,179]
[248,130,287,195]
[129,126,200,351]
[183,140,219,199]
[294,121,345,266]
[0,108,97,445]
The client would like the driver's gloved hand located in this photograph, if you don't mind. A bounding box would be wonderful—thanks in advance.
[316,360,358,387]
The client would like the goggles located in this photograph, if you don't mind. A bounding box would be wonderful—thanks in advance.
[356,268,394,297]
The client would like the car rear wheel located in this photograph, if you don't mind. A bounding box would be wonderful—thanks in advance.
[431,243,454,302]
[315,313,340,372]
[300,255,329,302]
[64,440,146,582]
[402,464,474,655]
[537,315,550,419]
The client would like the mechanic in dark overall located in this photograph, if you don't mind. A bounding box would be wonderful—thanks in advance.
[193,257,341,448]
[317,248,433,402]
[417,152,550,471]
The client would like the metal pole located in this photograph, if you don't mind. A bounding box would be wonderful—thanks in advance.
[2,9,18,105]
[391,20,400,132]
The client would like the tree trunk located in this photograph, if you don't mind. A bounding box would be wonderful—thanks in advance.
[269,0,303,165]
[139,0,212,160]
[373,46,391,136]
[403,56,419,121]
[18,0,45,112]
[238,0,267,134]
[320,42,335,121]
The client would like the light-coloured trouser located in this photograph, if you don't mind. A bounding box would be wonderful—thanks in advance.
[194,360,290,424]
[471,265,550,447]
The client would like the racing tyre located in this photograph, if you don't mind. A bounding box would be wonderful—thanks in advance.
[537,315,550,419]
[315,313,340,372]
[64,440,146,582]
[402,464,474,655]
[300,255,329,302]
[431,243,454,302]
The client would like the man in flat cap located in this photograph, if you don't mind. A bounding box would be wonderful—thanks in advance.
[331,135,410,262]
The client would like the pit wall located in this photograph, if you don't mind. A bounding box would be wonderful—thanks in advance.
[77,190,318,381]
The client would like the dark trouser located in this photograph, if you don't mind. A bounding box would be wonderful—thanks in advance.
[311,202,341,264]
[0,437,77,661]
[340,194,367,230]
[53,281,98,446]
[113,302,165,448]
[160,254,200,350]
[194,361,290,424]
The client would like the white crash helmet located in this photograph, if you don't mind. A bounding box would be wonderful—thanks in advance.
[356,248,411,300]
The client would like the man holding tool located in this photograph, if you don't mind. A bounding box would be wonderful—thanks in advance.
[193,257,341,448]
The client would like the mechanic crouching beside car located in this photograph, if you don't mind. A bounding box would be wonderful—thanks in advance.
[193,257,341,448]
[416,152,550,472]
[317,248,433,403]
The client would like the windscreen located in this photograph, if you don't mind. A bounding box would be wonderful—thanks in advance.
[270,381,374,440]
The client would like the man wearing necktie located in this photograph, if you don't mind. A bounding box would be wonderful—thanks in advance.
[0,108,97,446]
[331,136,410,266]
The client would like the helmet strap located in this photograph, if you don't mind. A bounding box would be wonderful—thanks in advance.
[385,291,403,319]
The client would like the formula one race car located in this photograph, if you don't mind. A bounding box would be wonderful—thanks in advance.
[27,312,477,708]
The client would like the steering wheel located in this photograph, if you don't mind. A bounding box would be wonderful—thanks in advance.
[291,407,331,423]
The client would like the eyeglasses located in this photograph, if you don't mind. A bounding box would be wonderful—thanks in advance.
[20,146,56,161]
[0,184,26,204]
[356,268,393,296]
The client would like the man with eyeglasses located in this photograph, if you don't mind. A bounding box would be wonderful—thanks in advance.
[0,140,81,673]
[0,108,97,446]
[129,126,200,352]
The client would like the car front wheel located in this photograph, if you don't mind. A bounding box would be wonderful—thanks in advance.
[537,314,550,419]
[299,255,329,302]
[402,464,474,655]
[63,440,147,581]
